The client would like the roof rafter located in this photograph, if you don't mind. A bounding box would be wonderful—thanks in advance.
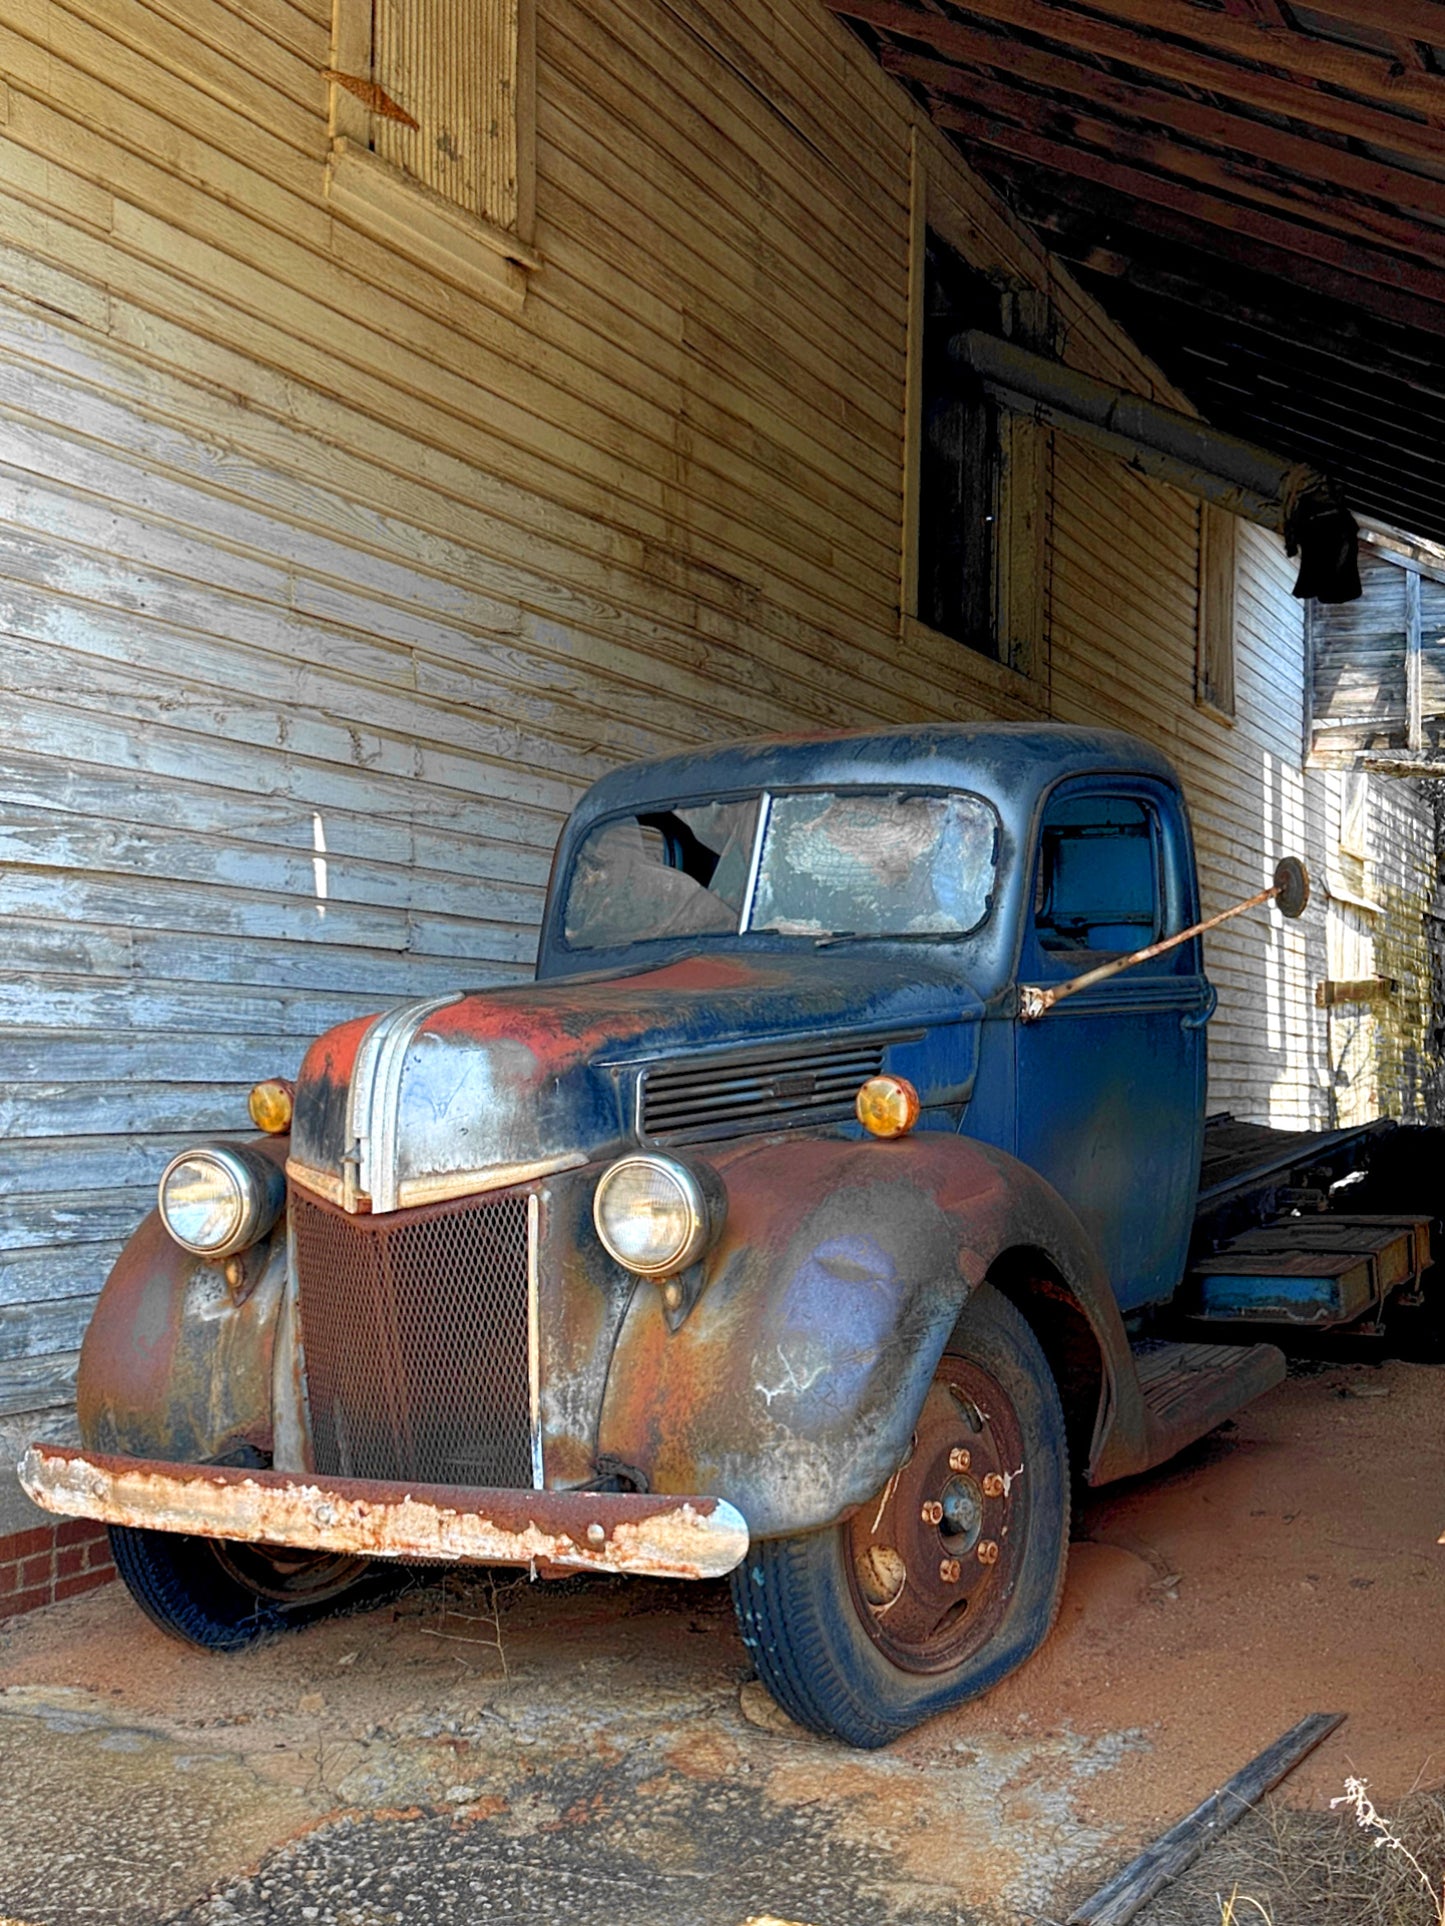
[966,150,1445,334]
[975,0,1445,118]
[1297,0,1445,47]
[928,88,1445,267]
[827,0,1445,164]
[935,105,1445,299]
[881,44,1445,225]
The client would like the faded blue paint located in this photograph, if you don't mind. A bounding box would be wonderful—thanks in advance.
[1191,1262,1377,1327]
[537,722,1207,1313]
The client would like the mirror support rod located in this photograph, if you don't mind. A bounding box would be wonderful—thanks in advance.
[1020,859,1309,1023]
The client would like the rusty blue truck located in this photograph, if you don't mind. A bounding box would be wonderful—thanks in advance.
[21,723,1432,1747]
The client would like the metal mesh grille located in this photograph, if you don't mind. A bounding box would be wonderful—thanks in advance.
[292,1190,533,1489]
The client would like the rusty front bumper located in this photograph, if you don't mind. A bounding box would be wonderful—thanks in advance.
[19,1446,749,1581]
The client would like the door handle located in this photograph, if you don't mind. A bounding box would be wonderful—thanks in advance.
[1181,983,1218,1030]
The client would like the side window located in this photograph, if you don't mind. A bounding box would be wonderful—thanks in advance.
[1035,796,1161,958]
[562,801,759,950]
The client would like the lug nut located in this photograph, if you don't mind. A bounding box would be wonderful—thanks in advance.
[586,1522,606,1546]
[920,1500,944,1526]
[977,1539,999,1565]
[938,1557,961,1585]
[948,1447,971,1472]
[982,1473,1005,1498]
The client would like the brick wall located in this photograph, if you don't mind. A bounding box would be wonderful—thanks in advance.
[0,1519,114,1621]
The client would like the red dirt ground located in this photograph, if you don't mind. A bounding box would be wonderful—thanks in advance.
[0,1356,1440,1925]
[901,1355,1445,1830]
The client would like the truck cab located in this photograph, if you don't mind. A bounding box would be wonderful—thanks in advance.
[24,723,1316,1747]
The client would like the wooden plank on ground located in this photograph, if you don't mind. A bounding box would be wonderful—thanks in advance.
[1067,1713,1346,1926]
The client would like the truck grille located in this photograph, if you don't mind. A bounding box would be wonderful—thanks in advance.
[640,1035,895,1141]
[291,1189,535,1490]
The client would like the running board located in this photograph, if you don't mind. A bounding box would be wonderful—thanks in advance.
[1132,1338,1286,1472]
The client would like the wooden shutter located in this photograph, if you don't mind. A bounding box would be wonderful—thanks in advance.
[372,0,521,230]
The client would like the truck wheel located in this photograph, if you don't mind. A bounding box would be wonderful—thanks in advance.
[109,1524,377,1652]
[730,1285,1069,1748]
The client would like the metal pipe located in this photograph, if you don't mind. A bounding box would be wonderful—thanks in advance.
[952,331,1362,602]
[952,330,1308,518]
[990,398,1283,528]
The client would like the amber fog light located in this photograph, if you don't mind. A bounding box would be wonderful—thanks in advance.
[158,1145,286,1259]
[248,1079,295,1133]
[594,1155,720,1276]
[856,1074,920,1139]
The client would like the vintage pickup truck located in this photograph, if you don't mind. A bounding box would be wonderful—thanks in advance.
[21,723,1432,1747]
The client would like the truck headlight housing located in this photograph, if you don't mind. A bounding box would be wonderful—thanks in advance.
[158,1145,286,1259]
[593,1154,720,1276]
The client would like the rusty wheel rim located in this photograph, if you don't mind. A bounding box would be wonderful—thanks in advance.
[212,1541,371,1606]
[846,1353,1025,1675]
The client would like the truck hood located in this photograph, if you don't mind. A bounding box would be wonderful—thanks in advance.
[288,952,982,1213]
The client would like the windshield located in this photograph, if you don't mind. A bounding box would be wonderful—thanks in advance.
[561,789,998,951]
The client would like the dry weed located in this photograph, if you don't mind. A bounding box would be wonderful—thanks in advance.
[1136,1786,1445,1926]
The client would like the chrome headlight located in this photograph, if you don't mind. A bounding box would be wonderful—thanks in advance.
[593,1155,721,1276]
[157,1145,286,1258]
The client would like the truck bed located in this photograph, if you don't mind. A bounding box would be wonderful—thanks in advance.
[1187,1115,1433,1333]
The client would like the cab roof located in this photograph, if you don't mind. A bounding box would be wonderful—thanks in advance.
[571,722,1182,833]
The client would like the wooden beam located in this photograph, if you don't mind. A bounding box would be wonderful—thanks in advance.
[828,1,1445,164]
[1067,1714,1346,1926]
[1296,0,1445,46]
[954,94,1445,267]
[971,0,1445,118]
[957,143,1445,336]
[880,45,1445,225]
[933,104,1445,305]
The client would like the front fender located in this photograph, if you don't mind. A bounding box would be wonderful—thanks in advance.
[596,1131,1132,1538]
[77,1141,288,1464]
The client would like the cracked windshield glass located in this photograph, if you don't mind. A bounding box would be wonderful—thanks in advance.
[562,790,997,949]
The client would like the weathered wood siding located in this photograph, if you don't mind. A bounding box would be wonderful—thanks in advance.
[1311,540,1445,763]
[0,0,1419,1460]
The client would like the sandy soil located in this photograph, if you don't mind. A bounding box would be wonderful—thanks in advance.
[920,1354,1445,1827]
[1,1355,1441,1923]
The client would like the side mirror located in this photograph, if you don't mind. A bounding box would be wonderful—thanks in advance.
[1274,857,1310,919]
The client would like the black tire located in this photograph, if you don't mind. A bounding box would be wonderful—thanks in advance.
[730,1285,1069,1748]
[109,1524,381,1652]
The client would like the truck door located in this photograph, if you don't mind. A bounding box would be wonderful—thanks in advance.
[1014,778,1209,1313]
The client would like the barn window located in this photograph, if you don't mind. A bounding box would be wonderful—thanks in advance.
[325,0,538,310]
[902,150,1049,695]
[916,228,1004,659]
